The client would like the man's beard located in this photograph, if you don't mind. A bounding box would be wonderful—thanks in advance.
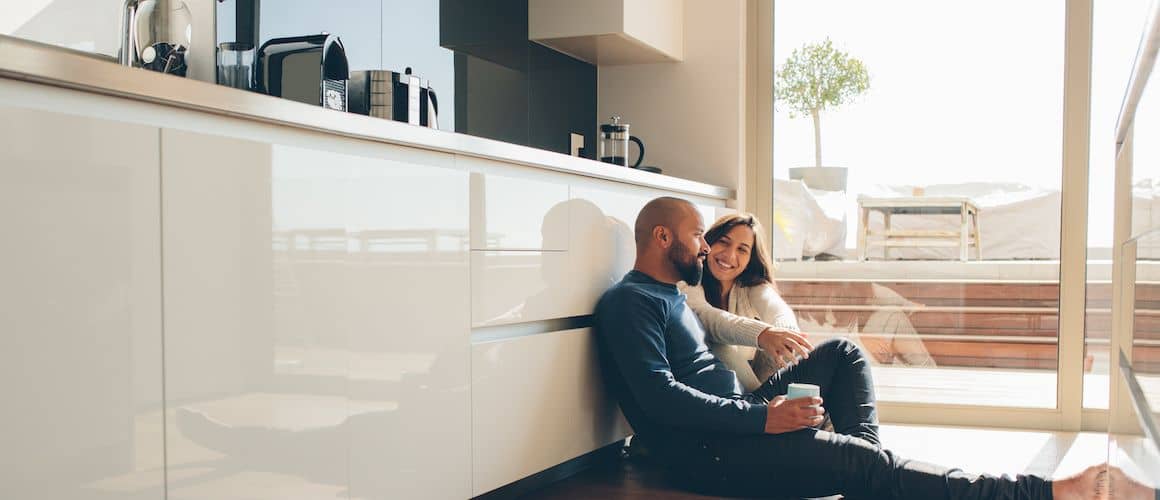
[669,240,704,286]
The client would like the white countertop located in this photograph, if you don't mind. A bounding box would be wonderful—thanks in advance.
[0,35,733,201]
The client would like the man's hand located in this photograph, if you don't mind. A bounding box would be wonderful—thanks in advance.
[764,395,825,434]
[757,328,813,369]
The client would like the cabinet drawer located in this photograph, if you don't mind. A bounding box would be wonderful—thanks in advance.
[471,328,628,496]
[471,251,587,326]
[470,171,570,251]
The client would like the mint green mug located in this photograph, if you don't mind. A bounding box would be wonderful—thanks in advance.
[786,383,820,402]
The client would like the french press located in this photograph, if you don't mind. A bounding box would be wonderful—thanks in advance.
[598,116,645,168]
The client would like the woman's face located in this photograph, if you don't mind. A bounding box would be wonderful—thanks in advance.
[707,224,754,284]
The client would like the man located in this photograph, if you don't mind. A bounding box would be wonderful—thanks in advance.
[593,196,1104,499]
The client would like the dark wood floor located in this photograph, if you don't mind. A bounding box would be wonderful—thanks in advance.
[515,457,727,500]
[513,457,836,500]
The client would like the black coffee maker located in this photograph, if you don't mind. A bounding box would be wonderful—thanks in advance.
[255,33,350,111]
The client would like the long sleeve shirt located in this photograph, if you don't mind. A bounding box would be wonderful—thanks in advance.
[594,270,767,436]
[680,281,800,391]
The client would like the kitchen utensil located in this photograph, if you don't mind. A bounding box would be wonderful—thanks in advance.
[598,116,644,168]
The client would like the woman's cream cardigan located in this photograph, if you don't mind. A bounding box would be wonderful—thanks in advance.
[678,281,801,392]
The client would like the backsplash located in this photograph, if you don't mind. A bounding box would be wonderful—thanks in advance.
[442,0,596,159]
[1,0,595,158]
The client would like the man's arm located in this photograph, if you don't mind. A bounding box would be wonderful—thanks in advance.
[597,289,768,434]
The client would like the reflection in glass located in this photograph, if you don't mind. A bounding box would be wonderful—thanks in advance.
[1088,0,1160,410]
[1105,232,1160,499]
[165,136,470,498]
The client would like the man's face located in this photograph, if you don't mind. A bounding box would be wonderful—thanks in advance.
[666,207,710,286]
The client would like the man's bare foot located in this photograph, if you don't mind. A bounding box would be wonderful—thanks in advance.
[1052,464,1108,500]
[1109,466,1157,500]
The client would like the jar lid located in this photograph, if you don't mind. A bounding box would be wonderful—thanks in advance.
[600,115,628,134]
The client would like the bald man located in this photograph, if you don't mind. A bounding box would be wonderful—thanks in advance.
[593,196,1104,499]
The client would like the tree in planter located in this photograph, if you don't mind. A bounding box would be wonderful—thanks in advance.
[776,38,870,167]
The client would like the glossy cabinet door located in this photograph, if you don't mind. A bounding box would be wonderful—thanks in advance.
[567,181,719,312]
[345,141,471,500]
[471,329,629,496]
[0,105,164,499]
[471,251,582,326]
[471,176,723,327]
[468,167,570,251]
[467,159,572,326]
[161,128,470,499]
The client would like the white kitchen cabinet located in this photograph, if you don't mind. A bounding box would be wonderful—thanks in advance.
[161,128,471,500]
[471,328,629,496]
[344,144,471,500]
[471,251,585,326]
[0,70,733,500]
[568,180,722,312]
[0,105,164,499]
[467,160,571,251]
[529,0,683,65]
[471,177,723,327]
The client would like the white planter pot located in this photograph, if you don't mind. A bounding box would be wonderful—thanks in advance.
[788,166,848,192]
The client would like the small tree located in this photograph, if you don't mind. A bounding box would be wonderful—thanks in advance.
[776,38,870,167]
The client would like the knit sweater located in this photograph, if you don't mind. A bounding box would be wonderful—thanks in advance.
[593,271,768,436]
[679,281,800,391]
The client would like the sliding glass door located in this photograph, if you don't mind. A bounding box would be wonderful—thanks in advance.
[772,1,1066,411]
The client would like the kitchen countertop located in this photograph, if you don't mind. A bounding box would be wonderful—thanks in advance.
[0,35,733,201]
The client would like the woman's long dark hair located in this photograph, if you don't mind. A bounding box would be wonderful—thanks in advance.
[701,213,777,309]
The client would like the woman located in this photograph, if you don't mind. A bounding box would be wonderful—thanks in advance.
[679,213,880,443]
[678,213,803,390]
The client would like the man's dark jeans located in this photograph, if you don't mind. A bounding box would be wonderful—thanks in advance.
[646,338,1054,499]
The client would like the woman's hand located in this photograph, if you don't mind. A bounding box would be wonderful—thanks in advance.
[757,328,813,369]
[763,395,825,434]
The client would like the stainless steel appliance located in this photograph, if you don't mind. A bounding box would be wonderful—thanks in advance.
[598,116,644,168]
[119,0,194,76]
[255,34,349,111]
[349,68,439,129]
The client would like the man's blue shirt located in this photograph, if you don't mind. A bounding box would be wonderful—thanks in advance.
[594,270,767,436]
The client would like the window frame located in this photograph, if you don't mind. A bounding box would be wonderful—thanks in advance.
[749,0,1099,431]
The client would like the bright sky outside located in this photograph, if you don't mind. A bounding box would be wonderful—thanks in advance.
[773,0,1155,249]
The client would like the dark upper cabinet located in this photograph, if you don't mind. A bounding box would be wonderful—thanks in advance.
[441,0,596,158]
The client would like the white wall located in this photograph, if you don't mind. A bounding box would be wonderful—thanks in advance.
[2,0,123,56]
[598,0,747,193]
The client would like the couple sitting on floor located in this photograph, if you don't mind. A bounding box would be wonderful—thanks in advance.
[594,196,1113,499]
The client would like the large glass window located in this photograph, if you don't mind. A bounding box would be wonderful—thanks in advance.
[1085,0,1160,410]
[773,1,1065,407]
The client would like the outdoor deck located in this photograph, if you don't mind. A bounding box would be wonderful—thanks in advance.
[773,259,1160,408]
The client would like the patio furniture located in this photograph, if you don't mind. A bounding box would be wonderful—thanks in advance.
[858,196,981,261]
[772,179,847,260]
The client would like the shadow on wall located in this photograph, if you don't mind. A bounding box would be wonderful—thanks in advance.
[480,197,634,325]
